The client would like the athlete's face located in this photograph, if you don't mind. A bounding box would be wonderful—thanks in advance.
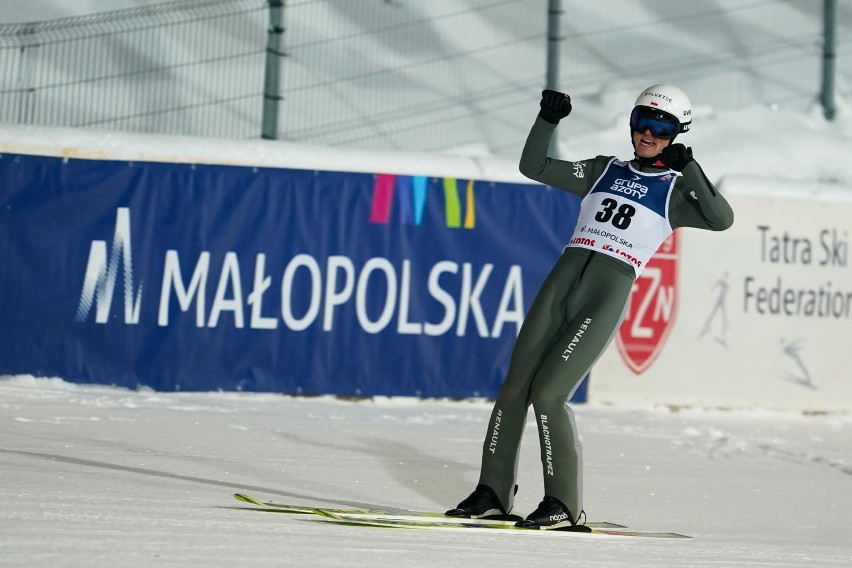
[632,128,669,159]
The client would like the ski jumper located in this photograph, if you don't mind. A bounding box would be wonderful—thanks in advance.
[476,116,734,521]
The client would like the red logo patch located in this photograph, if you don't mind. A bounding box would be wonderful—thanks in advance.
[616,232,679,374]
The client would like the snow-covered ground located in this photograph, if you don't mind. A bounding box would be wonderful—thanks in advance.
[1,375,850,567]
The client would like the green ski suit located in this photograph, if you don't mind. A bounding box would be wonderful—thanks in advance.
[476,116,735,521]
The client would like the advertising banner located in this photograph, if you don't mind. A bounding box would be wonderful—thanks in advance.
[0,153,582,398]
[591,180,852,411]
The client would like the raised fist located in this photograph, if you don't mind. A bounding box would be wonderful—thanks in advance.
[660,143,694,171]
[539,89,572,124]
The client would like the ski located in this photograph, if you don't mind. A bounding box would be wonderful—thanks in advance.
[232,493,627,529]
[233,493,380,516]
[314,510,692,540]
[233,493,514,521]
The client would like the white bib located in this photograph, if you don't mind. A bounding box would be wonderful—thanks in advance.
[567,158,677,278]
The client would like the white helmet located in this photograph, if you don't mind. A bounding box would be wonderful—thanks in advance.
[633,84,692,134]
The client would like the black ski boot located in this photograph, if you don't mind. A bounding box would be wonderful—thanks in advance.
[515,496,589,531]
[445,484,519,520]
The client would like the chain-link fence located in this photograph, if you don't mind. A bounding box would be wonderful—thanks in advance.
[1,0,849,157]
[0,0,266,138]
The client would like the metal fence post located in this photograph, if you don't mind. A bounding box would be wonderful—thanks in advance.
[546,0,563,157]
[262,0,285,140]
[15,25,35,125]
[820,0,837,121]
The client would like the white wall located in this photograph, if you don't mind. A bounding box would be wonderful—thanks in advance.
[591,177,852,411]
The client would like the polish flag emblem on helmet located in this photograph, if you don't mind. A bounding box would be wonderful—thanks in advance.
[616,232,679,374]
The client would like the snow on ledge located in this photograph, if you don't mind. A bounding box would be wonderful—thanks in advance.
[0,123,528,184]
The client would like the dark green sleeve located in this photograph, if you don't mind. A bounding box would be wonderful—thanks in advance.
[518,116,608,198]
[669,161,734,231]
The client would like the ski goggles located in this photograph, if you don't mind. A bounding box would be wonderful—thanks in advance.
[629,107,680,139]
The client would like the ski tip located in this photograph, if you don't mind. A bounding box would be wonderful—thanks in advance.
[233,493,265,506]
[312,508,342,520]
